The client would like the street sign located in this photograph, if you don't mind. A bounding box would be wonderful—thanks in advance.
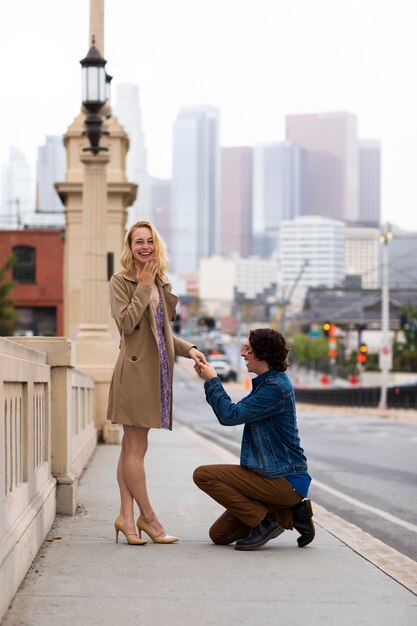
[379,345,392,370]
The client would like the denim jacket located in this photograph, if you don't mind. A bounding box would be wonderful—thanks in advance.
[204,370,308,478]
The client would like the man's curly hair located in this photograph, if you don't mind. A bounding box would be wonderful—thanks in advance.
[248,328,289,371]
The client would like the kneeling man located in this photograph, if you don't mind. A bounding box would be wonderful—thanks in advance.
[193,328,315,551]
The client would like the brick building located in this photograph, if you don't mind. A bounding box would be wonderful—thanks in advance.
[0,229,64,336]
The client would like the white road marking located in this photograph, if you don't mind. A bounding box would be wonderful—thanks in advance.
[313,478,417,533]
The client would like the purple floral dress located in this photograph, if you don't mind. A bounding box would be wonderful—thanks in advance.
[151,293,171,429]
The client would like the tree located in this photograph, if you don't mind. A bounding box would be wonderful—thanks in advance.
[290,332,329,367]
[398,304,417,351]
[392,304,417,371]
[0,252,17,336]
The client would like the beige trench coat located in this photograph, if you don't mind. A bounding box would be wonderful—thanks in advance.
[106,271,195,429]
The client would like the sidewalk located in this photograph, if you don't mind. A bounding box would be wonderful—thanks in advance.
[3,425,417,626]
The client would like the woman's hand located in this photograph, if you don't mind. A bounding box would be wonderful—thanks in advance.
[135,258,159,286]
[188,347,208,365]
[194,361,218,381]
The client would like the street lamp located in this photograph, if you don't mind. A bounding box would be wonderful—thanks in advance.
[80,37,108,155]
[378,225,393,410]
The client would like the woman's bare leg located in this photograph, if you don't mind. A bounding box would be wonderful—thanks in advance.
[123,425,165,536]
[116,435,136,534]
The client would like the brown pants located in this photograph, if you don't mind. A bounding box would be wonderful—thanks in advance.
[193,464,302,545]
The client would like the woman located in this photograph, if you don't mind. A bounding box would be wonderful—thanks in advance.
[107,220,206,545]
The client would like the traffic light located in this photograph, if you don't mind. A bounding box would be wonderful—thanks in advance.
[323,321,331,337]
[357,343,368,364]
[400,313,408,329]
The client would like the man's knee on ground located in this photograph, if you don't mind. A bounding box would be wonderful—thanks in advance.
[193,465,216,487]
[193,465,208,486]
[209,524,233,545]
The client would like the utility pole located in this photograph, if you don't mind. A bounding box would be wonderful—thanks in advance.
[378,226,393,410]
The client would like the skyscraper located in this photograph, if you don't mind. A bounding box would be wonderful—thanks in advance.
[36,136,66,213]
[252,142,301,255]
[286,112,359,222]
[114,83,150,224]
[1,147,33,228]
[220,147,252,257]
[150,177,171,252]
[172,106,220,273]
[358,139,381,226]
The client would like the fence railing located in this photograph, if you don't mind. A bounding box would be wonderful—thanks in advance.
[294,384,417,408]
[0,337,97,621]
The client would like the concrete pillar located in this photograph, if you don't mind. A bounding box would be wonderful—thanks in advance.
[74,149,121,443]
[90,0,104,53]
[78,151,111,333]
[55,113,136,341]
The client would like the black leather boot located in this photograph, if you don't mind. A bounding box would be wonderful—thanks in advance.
[235,514,284,551]
[292,499,315,547]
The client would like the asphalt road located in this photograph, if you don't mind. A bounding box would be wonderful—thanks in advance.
[173,361,417,563]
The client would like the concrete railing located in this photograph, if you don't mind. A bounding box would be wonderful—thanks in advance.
[0,337,97,621]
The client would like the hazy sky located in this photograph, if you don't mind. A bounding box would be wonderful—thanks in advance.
[1,0,416,229]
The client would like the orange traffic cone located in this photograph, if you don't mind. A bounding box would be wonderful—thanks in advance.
[244,376,251,390]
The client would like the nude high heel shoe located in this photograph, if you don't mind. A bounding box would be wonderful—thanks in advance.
[137,517,179,543]
[115,516,147,545]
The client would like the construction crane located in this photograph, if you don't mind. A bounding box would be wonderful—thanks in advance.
[277,259,309,334]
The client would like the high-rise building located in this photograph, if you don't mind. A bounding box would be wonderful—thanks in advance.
[220,147,252,257]
[252,142,301,255]
[114,83,150,224]
[36,136,66,214]
[286,112,359,222]
[358,139,381,226]
[279,216,345,290]
[1,147,33,228]
[150,177,171,253]
[345,226,380,288]
[172,106,220,273]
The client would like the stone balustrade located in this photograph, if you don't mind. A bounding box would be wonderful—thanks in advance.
[0,336,97,621]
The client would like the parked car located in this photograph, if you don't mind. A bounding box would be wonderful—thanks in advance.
[207,354,237,382]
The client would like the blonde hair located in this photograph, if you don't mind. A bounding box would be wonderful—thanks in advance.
[120,220,169,282]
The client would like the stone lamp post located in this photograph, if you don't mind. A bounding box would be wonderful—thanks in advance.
[75,40,118,443]
[55,0,137,443]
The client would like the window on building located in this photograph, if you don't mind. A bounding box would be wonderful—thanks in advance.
[12,246,36,283]
[14,307,56,336]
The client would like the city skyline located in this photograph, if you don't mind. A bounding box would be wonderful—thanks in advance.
[0,0,416,230]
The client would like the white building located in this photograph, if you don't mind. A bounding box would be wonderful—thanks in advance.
[172,106,220,273]
[345,226,380,288]
[1,147,33,228]
[114,83,150,224]
[199,255,278,303]
[279,216,345,290]
[36,136,66,214]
